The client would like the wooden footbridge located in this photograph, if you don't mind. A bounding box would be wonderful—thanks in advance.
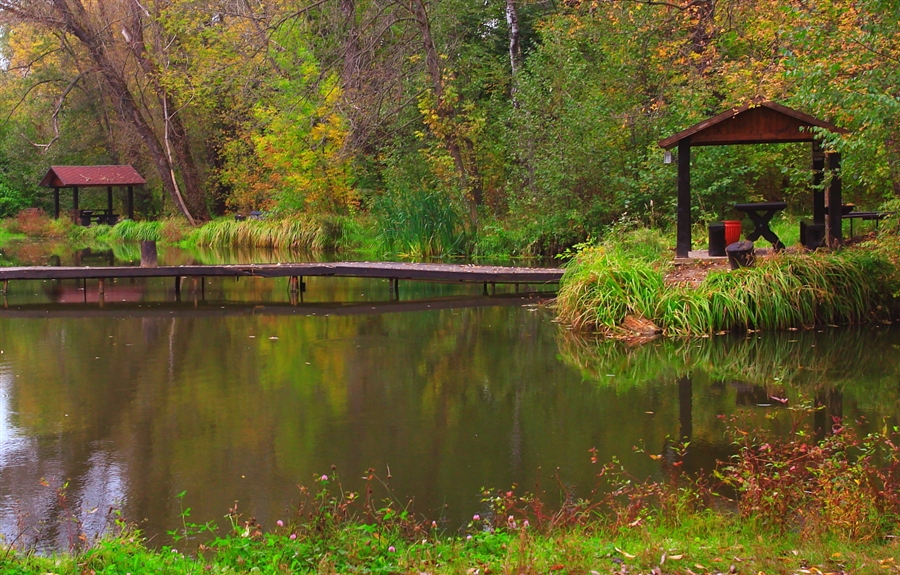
[0,261,564,299]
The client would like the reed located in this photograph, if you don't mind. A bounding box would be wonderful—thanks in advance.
[373,188,471,258]
[107,220,164,242]
[189,215,343,251]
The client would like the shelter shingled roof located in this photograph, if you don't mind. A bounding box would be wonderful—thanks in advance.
[39,165,146,188]
[658,101,848,150]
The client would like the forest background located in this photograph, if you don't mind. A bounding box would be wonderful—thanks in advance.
[0,0,898,256]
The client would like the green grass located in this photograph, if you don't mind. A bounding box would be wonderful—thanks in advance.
[188,215,345,251]
[4,519,894,574]
[557,231,899,335]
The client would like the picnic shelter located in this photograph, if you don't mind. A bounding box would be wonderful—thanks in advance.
[658,101,849,258]
[39,165,145,225]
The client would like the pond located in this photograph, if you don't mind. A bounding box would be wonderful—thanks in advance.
[1,243,899,552]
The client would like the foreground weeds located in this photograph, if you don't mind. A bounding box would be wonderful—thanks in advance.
[5,410,900,574]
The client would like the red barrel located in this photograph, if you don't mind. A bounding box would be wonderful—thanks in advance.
[723,220,742,246]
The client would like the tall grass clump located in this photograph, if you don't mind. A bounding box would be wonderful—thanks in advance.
[106,219,164,242]
[559,238,897,335]
[372,187,471,258]
[556,241,666,333]
[190,215,344,251]
[658,251,894,334]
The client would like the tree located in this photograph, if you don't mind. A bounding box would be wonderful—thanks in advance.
[0,0,211,221]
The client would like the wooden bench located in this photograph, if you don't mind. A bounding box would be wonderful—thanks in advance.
[844,211,892,237]
[78,210,119,226]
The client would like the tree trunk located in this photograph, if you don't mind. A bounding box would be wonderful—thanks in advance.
[409,0,481,218]
[47,0,197,222]
[506,0,522,103]
[125,2,209,221]
[4,0,207,223]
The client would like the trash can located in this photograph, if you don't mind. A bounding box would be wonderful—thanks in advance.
[723,220,742,246]
[708,221,726,257]
[727,240,754,269]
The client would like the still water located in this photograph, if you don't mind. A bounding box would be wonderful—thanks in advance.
[1,244,899,551]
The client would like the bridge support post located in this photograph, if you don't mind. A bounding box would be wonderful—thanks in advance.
[175,276,182,300]
[389,278,400,300]
[1,280,7,295]
[98,279,105,295]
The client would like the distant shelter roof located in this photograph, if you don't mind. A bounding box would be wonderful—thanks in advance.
[39,165,146,188]
[658,101,848,150]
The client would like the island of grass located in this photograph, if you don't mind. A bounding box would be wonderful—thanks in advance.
[556,228,900,337]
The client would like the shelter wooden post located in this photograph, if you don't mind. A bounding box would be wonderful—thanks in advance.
[812,141,826,225]
[826,152,843,245]
[676,138,692,258]
[127,186,134,220]
[54,187,60,218]
[107,186,113,215]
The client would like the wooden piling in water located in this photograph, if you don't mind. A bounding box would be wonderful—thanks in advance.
[140,241,158,268]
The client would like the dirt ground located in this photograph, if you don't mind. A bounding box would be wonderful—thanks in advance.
[664,259,730,287]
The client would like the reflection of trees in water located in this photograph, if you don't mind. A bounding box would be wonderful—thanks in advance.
[558,327,900,412]
[559,326,900,476]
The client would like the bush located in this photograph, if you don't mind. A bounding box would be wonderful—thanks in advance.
[0,179,28,218]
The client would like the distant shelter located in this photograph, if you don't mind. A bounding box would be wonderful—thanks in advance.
[39,165,145,225]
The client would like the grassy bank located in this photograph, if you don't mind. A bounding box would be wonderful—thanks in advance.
[556,229,900,335]
[4,419,900,574]
[0,209,592,260]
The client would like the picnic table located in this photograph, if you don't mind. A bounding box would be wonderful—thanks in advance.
[734,201,787,251]
[79,209,119,226]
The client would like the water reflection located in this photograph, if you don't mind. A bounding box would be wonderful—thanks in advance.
[1,283,899,551]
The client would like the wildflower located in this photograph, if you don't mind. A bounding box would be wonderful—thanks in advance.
[276,520,284,527]
[320,474,328,481]
[290,533,297,540]
[388,545,396,553]
[507,515,517,529]
[523,519,530,529]
[431,520,438,529]
[472,513,480,521]
[466,535,472,541]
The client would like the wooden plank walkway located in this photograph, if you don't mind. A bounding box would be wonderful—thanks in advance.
[0,261,564,292]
